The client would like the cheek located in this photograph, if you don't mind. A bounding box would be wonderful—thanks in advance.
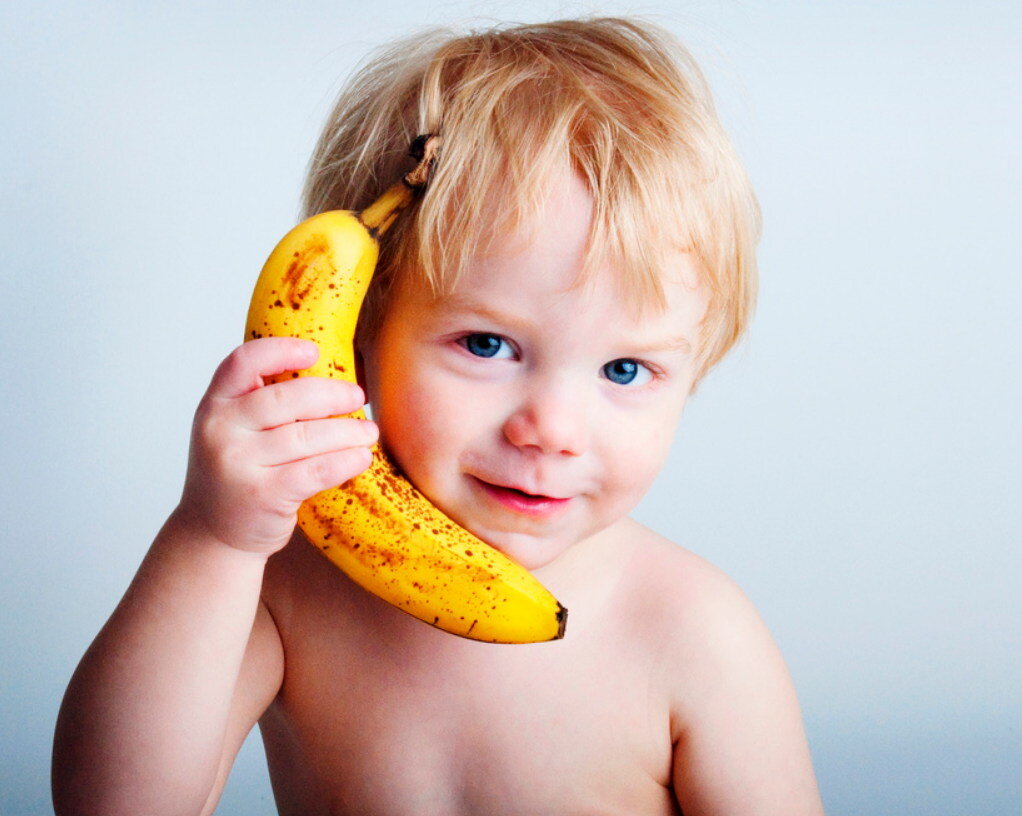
[377,376,439,460]
[603,404,683,497]
[374,367,486,479]
[608,440,664,500]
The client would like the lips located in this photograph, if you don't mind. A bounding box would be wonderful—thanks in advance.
[470,476,573,518]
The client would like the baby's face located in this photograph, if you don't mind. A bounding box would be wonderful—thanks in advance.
[363,172,707,569]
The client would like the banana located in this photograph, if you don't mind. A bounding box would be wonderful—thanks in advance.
[244,136,567,644]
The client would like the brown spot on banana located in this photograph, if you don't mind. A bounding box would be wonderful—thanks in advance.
[282,236,329,306]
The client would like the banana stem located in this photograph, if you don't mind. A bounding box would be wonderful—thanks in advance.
[358,134,441,237]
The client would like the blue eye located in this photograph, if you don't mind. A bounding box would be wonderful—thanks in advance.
[460,333,514,359]
[602,358,652,386]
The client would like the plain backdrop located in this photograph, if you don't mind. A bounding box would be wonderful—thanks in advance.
[2,1,1019,814]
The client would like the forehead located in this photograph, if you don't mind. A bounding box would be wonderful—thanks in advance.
[447,169,706,324]
[443,167,702,303]
[393,195,706,351]
[436,261,706,351]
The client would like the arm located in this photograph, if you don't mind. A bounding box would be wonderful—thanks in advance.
[669,570,825,816]
[52,338,377,816]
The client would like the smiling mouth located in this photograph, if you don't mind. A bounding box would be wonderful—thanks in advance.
[470,476,573,517]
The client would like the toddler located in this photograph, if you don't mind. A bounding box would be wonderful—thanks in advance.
[54,17,824,815]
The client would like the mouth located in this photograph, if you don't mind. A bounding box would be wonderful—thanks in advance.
[469,476,573,518]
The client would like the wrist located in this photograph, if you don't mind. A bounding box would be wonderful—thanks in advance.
[162,504,277,565]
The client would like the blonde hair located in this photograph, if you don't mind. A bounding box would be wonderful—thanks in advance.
[302,16,760,385]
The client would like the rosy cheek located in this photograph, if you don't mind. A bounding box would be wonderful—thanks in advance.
[385,370,477,466]
[614,455,660,501]
[607,420,674,494]
[384,382,437,447]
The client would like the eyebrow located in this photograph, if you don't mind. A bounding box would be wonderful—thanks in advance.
[437,296,692,356]
[435,297,533,332]
[626,335,693,356]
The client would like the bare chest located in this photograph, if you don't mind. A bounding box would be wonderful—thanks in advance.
[260,552,677,815]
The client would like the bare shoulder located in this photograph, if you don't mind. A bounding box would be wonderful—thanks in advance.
[614,517,754,642]
[618,519,824,814]
[607,518,781,696]
[620,518,800,732]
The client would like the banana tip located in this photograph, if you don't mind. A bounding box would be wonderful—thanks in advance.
[554,604,568,640]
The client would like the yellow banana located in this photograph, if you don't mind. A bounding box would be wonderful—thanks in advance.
[244,136,567,643]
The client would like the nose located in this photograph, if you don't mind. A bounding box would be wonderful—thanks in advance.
[501,381,590,457]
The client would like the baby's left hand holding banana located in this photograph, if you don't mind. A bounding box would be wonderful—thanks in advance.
[176,335,379,558]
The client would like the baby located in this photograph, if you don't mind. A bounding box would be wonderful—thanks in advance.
[53,17,824,815]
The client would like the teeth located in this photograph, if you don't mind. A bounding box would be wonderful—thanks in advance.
[243,162,567,644]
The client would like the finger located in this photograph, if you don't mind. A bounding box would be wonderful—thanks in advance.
[254,417,379,466]
[208,338,319,400]
[237,376,366,431]
[271,446,375,504]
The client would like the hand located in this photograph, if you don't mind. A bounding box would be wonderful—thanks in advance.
[177,337,378,555]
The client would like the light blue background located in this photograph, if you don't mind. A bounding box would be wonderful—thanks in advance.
[3,1,1019,814]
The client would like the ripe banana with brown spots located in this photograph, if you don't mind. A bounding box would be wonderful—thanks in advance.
[243,136,567,643]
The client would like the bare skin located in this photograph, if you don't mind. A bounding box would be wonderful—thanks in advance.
[251,517,821,816]
[53,171,824,815]
[52,341,822,816]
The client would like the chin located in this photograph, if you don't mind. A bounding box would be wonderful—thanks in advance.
[469,526,574,571]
